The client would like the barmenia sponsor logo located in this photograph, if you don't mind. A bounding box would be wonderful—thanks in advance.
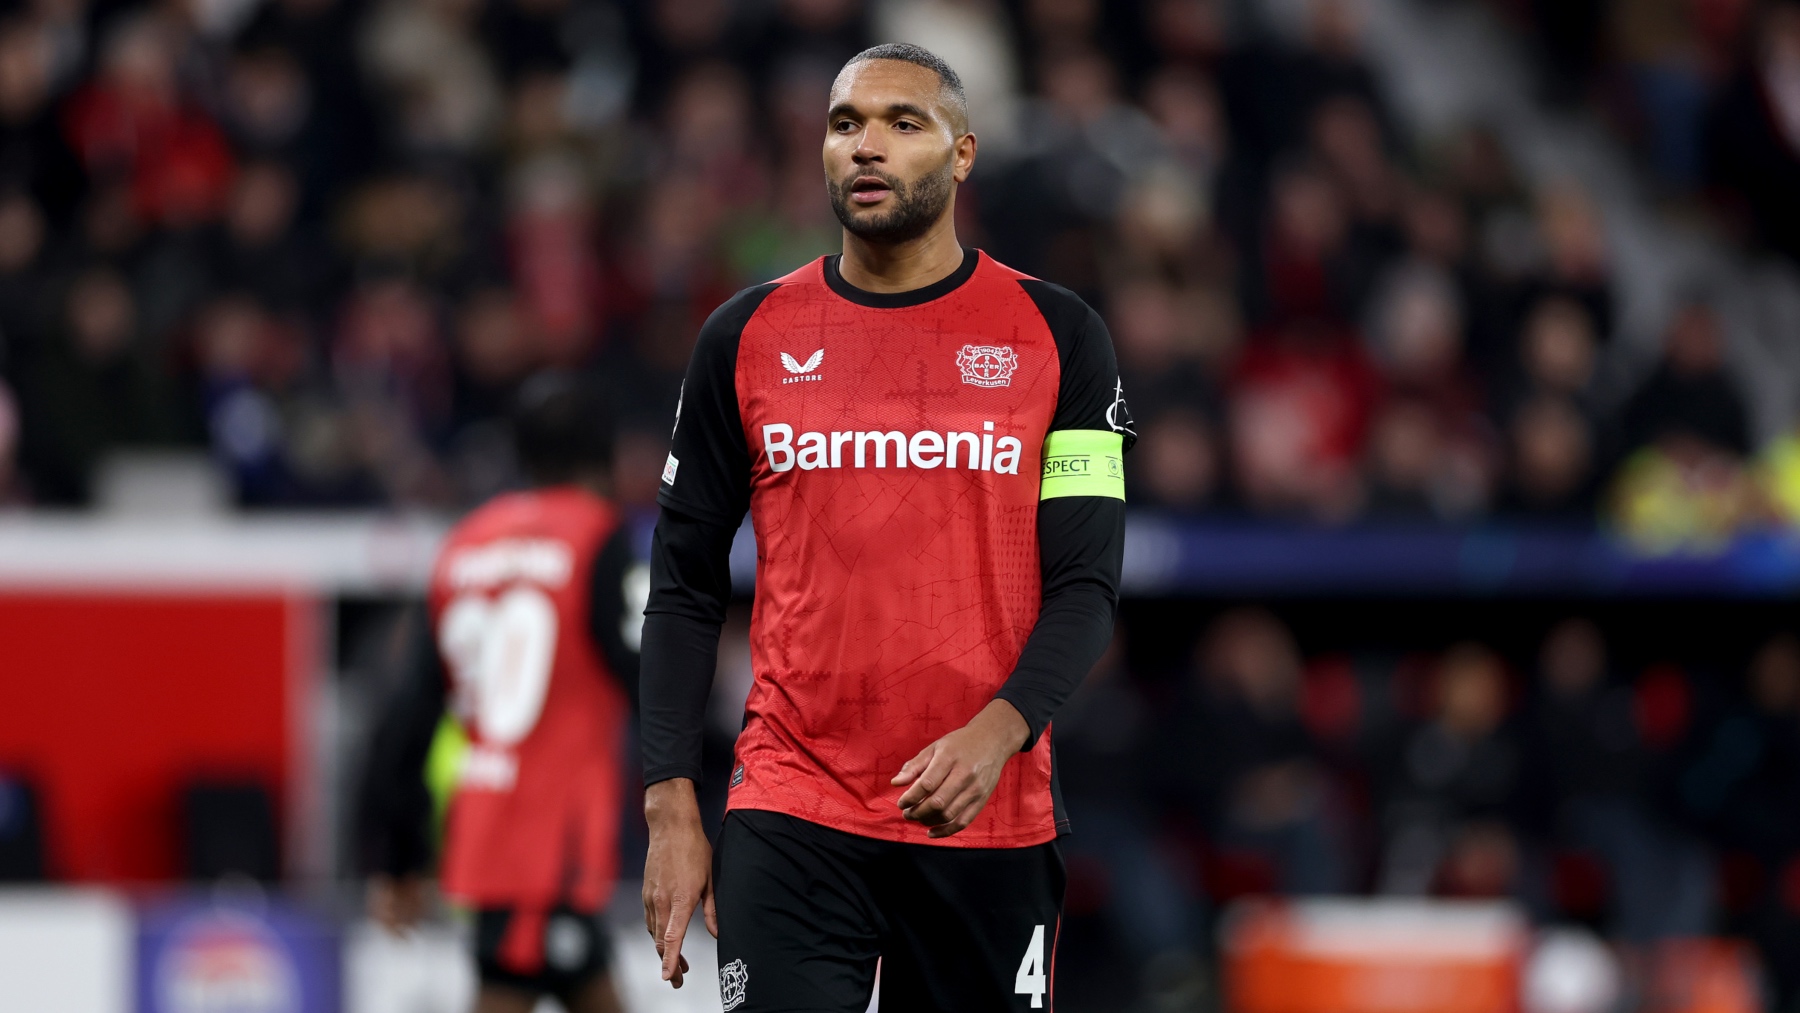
[761,422,1024,474]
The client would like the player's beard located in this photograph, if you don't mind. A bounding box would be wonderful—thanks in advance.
[827,161,954,245]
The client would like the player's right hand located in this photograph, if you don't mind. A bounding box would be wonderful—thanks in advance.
[643,778,715,989]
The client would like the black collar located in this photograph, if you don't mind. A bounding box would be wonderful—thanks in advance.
[823,248,980,308]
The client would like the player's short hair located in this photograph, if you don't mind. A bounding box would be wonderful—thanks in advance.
[512,371,614,486]
[843,43,969,131]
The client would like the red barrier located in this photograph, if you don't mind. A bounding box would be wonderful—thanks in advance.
[0,591,314,882]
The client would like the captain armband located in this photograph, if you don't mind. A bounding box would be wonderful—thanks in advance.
[1039,430,1125,501]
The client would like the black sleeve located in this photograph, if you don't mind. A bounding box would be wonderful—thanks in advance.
[357,610,447,878]
[587,524,643,711]
[640,284,772,786]
[639,507,741,786]
[655,282,778,526]
[1023,280,1136,447]
[994,497,1125,750]
[994,282,1133,751]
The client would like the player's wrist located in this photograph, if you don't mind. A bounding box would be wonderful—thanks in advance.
[977,698,1031,754]
[644,777,704,830]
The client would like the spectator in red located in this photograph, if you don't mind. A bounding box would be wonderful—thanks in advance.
[505,155,602,366]
[1229,316,1381,519]
[1254,162,1353,324]
[62,14,235,228]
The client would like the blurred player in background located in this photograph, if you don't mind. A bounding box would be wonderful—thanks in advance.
[360,374,642,1013]
[640,44,1131,1011]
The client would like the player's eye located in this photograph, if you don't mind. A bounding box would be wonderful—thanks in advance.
[895,120,919,132]
[834,119,858,132]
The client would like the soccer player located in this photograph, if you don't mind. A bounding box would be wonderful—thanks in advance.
[639,43,1133,1012]
[360,375,642,1013]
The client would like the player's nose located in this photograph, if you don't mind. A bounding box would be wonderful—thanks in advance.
[852,129,884,163]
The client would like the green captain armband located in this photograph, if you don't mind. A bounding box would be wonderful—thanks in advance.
[1040,430,1126,500]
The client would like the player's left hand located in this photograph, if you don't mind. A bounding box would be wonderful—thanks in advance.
[893,699,1030,838]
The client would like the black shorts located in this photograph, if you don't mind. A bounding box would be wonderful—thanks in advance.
[473,904,613,997]
[714,809,1066,1012]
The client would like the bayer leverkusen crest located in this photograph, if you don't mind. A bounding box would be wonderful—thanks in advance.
[956,344,1019,388]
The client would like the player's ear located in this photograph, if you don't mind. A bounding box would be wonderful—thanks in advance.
[953,131,977,183]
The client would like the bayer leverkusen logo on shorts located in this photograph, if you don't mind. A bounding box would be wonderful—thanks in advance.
[720,958,749,1009]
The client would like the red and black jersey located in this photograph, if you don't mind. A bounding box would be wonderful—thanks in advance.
[644,249,1132,849]
[361,486,642,911]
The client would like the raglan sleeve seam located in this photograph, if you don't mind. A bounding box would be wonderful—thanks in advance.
[655,284,773,527]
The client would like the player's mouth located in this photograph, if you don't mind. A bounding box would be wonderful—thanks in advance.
[849,175,893,204]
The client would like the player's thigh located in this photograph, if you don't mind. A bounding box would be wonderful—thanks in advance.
[715,809,883,1012]
[877,840,1066,1013]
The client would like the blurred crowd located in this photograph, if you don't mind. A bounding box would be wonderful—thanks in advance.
[0,0,1794,547]
[1503,0,1800,260]
[1488,0,1800,550]
[1053,608,1800,1007]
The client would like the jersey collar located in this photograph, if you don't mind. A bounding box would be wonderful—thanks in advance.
[823,247,979,308]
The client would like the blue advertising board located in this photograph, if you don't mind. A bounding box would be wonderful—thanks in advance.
[136,893,339,1013]
[641,511,1800,598]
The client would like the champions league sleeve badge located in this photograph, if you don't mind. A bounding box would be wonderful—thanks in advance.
[957,345,1019,388]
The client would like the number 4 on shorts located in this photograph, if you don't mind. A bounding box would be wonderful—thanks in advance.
[1014,923,1047,1008]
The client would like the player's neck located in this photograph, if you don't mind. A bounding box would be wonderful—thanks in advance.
[837,214,963,294]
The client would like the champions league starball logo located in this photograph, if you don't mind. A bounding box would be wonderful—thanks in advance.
[957,344,1018,387]
[154,913,300,1013]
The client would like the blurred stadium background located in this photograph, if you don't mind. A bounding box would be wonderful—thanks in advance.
[1,0,1799,1009]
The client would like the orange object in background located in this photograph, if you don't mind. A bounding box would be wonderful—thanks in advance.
[1646,940,1760,1013]
[1223,899,1528,1013]
[0,591,315,882]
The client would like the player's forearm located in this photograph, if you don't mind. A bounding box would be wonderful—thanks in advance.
[640,612,722,784]
[640,509,737,785]
[994,496,1124,750]
[995,581,1116,748]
